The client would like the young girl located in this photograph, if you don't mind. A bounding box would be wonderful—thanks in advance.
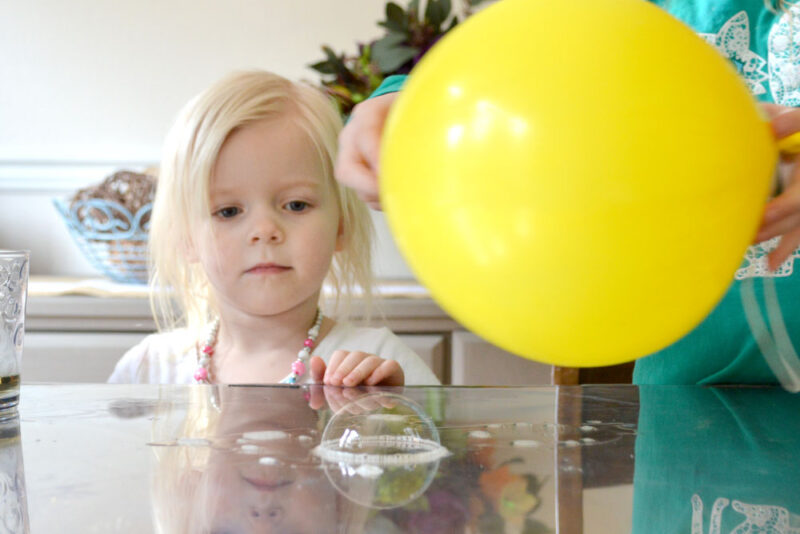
[335,0,800,386]
[108,70,439,387]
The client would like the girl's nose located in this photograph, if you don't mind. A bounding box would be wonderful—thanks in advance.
[249,214,283,244]
[249,504,284,526]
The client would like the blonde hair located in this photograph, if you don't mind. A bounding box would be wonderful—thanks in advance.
[149,70,374,335]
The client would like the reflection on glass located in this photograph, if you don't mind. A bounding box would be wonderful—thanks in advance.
[0,416,28,534]
[315,392,448,509]
[633,387,800,533]
[149,386,366,534]
[147,386,554,533]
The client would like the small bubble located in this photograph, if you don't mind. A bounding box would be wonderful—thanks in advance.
[355,464,383,479]
[243,430,288,441]
[511,440,540,448]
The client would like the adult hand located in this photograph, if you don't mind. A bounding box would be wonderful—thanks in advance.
[755,104,800,270]
[334,92,399,210]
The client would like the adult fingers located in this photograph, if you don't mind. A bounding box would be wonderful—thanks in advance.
[770,107,800,139]
[768,226,800,271]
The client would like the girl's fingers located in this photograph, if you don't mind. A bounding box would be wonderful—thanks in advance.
[309,356,326,384]
[323,350,349,385]
[307,384,326,410]
[365,360,404,387]
[328,352,369,386]
[323,386,349,413]
[342,355,382,387]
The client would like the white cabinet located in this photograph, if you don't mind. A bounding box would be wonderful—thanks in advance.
[23,284,565,385]
[450,332,552,386]
[397,334,447,384]
[24,332,148,383]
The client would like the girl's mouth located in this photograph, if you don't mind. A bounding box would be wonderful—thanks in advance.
[246,263,291,274]
[242,476,294,491]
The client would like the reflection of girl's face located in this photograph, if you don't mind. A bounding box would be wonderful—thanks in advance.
[198,388,341,534]
[202,450,338,534]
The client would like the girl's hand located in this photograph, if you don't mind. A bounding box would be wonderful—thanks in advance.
[305,385,399,413]
[309,352,404,387]
[756,104,800,270]
[334,92,399,210]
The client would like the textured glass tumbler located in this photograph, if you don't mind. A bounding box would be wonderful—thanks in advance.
[0,416,28,533]
[0,252,28,412]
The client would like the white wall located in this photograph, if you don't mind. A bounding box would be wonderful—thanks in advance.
[0,0,414,278]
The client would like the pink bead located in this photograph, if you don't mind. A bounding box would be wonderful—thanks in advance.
[202,345,214,355]
[291,361,306,376]
[194,367,208,381]
[303,339,314,348]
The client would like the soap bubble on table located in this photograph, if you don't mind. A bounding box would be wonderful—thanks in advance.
[314,392,449,509]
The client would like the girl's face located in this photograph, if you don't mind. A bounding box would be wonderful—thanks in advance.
[192,114,343,318]
[196,389,344,534]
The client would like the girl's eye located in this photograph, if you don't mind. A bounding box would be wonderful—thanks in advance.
[215,206,241,218]
[285,200,309,212]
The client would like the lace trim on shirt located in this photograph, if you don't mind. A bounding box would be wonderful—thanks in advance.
[735,238,800,279]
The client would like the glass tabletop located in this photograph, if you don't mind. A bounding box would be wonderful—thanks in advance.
[3,384,798,533]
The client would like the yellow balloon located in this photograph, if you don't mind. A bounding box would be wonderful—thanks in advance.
[381,0,776,367]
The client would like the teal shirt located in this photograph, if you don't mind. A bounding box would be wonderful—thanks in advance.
[374,1,800,385]
[633,387,800,533]
[372,75,407,98]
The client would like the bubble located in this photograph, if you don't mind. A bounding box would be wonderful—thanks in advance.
[314,392,449,509]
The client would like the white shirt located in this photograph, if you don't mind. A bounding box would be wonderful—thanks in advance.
[107,322,440,386]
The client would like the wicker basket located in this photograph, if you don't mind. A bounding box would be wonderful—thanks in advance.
[53,198,151,284]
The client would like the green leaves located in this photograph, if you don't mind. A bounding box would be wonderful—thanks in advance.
[373,32,418,73]
[308,0,492,118]
[425,0,451,29]
[380,2,408,32]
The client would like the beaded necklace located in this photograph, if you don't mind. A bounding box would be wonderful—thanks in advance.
[193,309,324,385]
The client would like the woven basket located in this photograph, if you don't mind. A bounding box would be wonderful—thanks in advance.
[53,198,151,284]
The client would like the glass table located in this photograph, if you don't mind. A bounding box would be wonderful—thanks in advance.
[3,384,798,533]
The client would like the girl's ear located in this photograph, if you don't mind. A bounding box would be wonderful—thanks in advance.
[334,216,346,252]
